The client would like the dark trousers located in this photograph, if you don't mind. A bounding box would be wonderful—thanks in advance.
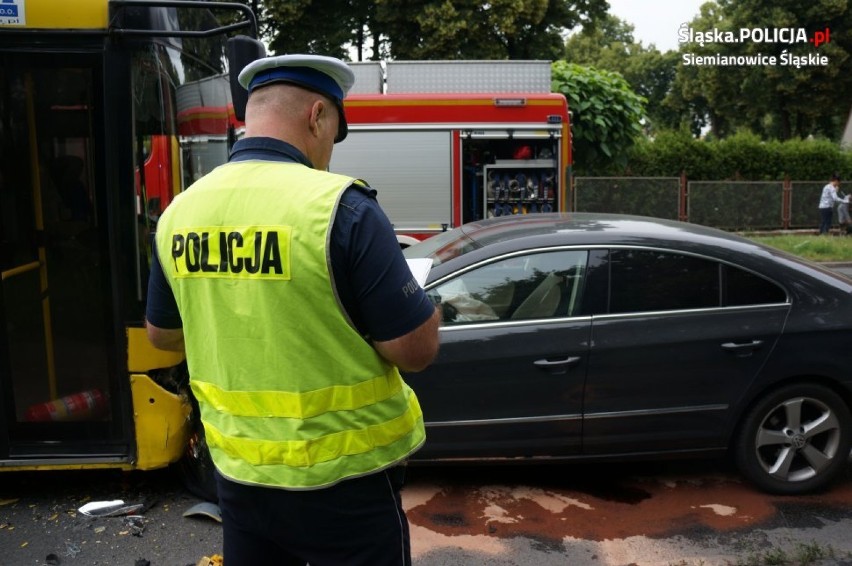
[819,207,833,234]
[216,467,411,566]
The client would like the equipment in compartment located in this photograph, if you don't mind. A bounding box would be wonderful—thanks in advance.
[484,160,557,218]
[462,137,562,224]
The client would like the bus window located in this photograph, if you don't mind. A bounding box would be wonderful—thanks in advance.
[130,15,238,303]
[131,13,236,230]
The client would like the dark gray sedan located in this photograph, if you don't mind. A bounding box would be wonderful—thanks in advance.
[402,213,852,495]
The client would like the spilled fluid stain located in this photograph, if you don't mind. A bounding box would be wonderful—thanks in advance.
[428,512,468,528]
[403,472,852,548]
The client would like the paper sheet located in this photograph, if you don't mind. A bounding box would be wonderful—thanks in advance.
[406,258,433,287]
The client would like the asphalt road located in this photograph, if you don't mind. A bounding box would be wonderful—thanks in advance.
[0,467,222,566]
[405,460,852,566]
[3,459,852,566]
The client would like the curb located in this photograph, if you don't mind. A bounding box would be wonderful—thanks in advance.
[820,261,852,268]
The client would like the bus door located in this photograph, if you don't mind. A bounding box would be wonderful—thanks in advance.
[0,53,129,462]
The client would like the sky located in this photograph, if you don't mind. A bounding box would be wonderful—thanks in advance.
[606,0,708,52]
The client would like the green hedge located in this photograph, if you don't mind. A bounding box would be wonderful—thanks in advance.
[620,130,852,181]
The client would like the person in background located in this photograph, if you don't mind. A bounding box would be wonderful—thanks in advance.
[145,53,441,566]
[818,173,846,235]
[838,184,851,235]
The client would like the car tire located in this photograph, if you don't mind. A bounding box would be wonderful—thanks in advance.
[735,383,852,495]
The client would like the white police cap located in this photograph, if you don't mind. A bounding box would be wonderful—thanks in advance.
[238,54,355,142]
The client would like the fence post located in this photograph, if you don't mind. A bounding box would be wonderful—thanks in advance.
[568,167,575,212]
[680,171,688,222]
[782,176,791,230]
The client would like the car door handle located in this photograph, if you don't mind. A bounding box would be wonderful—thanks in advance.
[721,340,764,357]
[534,356,581,374]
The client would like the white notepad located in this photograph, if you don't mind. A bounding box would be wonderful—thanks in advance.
[406,258,433,287]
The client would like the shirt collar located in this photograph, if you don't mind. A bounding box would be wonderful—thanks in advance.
[229,137,314,168]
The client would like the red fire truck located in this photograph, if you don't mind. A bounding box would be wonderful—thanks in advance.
[332,60,572,246]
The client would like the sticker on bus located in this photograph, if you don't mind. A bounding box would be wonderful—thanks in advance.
[0,0,25,26]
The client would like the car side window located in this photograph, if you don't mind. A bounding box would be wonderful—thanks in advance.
[609,249,720,314]
[607,249,787,314]
[724,265,787,306]
[430,250,588,325]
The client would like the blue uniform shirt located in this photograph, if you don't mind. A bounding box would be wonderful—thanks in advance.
[146,137,434,342]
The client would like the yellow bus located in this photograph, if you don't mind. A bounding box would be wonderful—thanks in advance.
[0,0,261,500]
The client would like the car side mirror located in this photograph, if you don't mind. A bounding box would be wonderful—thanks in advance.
[227,35,266,122]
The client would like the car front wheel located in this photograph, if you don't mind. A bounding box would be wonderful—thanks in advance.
[735,383,852,495]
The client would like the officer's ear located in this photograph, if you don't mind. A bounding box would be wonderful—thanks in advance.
[309,100,325,138]
[310,99,337,139]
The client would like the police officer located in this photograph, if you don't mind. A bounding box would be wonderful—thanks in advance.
[145,54,441,566]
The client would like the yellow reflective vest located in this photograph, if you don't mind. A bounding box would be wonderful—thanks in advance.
[155,160,426,489]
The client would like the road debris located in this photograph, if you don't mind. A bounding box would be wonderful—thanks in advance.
[195,554,223,566]
[121,515,146,537]
[64,542,81,558]
[78,500,146,517]
[183,502,222,523]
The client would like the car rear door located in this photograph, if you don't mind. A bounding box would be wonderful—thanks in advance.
[404,248,591,460]
[581,248,789,454]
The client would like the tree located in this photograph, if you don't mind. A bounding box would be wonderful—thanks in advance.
[373,0,608,60]
[263,0,354,59]
[240,0,610,61]
[665,2,742,138]
[551,61,646,174]
[670,0,852,141]
[564,14,680,133]
[723,0,852,140]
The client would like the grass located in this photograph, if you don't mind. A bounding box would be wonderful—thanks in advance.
[744,233,852,262]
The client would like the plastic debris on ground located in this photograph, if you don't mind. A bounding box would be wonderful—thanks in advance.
[78,499,145,517]
[64,542,81,557]
[182,501,222,523]
[122,515,146,536]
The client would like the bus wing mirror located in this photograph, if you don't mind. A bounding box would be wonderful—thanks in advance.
[228,35,266,122]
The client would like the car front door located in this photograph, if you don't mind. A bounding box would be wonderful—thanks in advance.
[404,248,591,460]
[581,248,789,454]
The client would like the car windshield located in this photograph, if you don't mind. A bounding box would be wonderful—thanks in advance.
[403,228,481,266]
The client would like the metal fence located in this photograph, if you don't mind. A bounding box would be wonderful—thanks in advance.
[572,177,681,220]
[789,181,825,228]
[688,181,783,230]
[572,176,830,231]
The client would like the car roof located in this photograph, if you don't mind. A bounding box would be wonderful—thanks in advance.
[460,213,751,249]
[425,213,850,291]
